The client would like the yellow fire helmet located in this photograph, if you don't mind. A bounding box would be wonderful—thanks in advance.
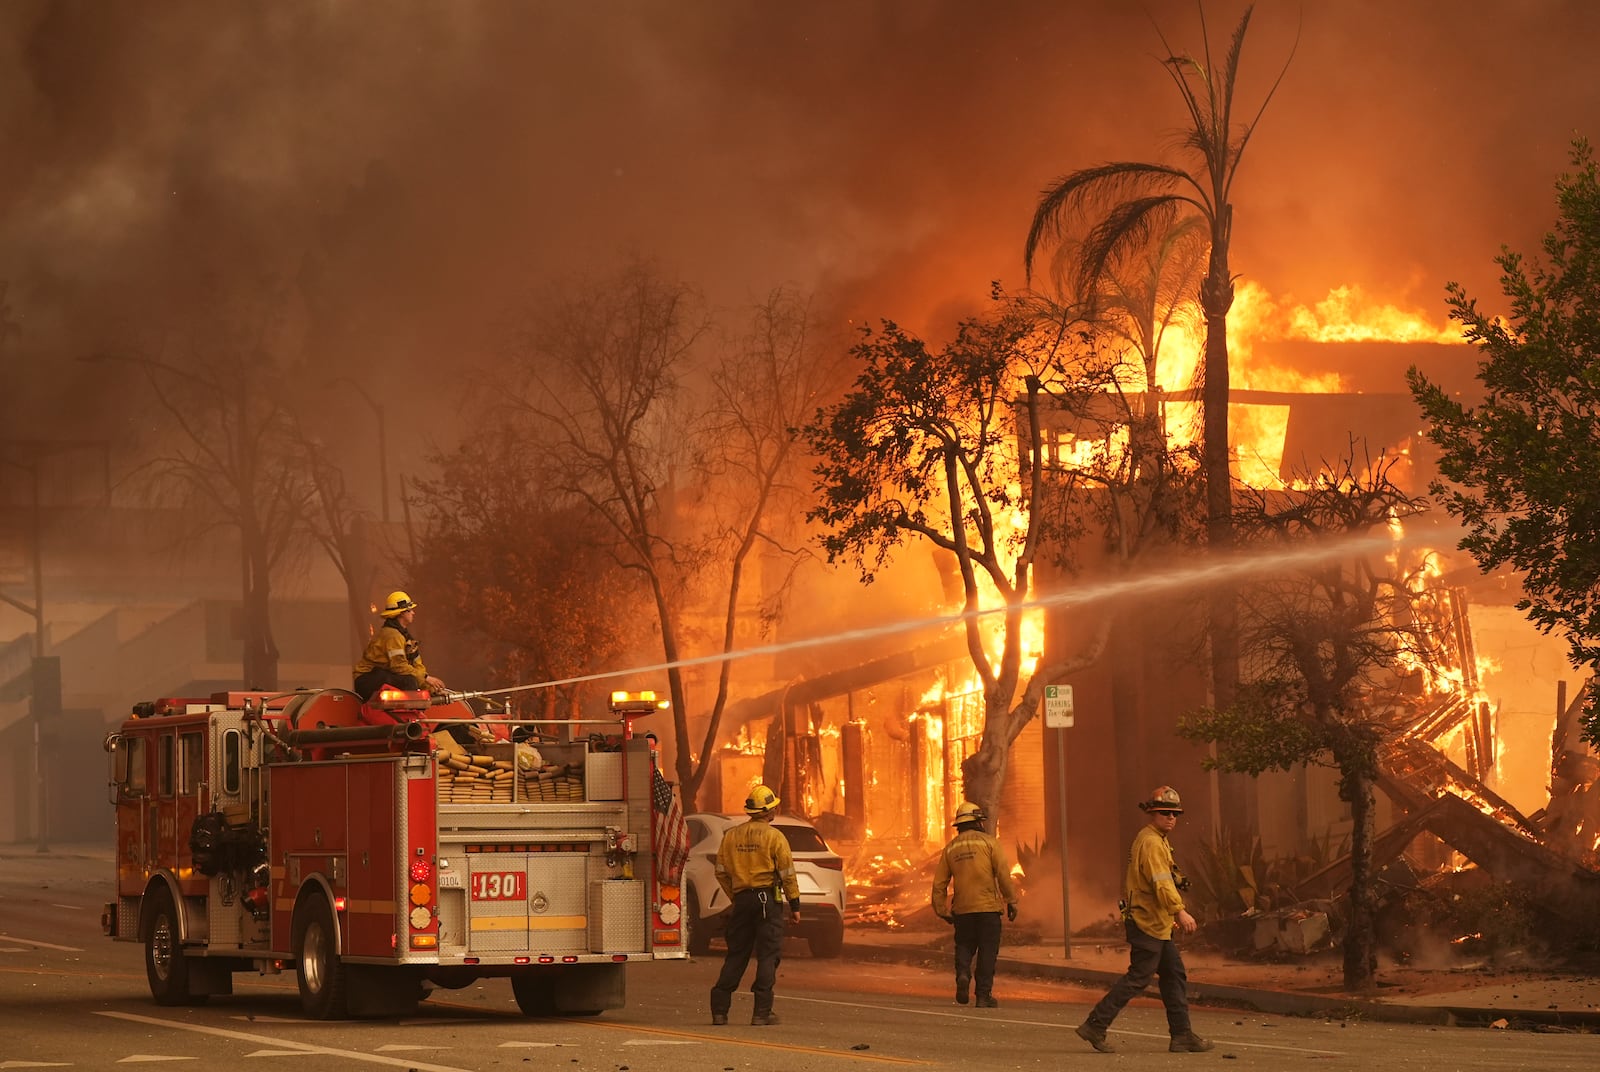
[951,801,988,827]
[1138,785,1184,814]
[744,784,780,815]
[382,590,418,618]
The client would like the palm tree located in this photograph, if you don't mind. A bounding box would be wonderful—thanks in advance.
[1024,5,1293,828]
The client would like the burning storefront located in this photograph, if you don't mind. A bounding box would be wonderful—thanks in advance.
[688,285,1599,950]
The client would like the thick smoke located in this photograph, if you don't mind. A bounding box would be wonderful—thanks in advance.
[3,0,1598,454]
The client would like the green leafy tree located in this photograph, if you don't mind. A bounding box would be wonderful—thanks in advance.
[1410,138,1600,745]
[1177,456,1431,991]
[1025,6,1294,828]
[803,294,1147,822]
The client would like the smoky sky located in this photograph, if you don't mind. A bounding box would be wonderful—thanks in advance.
[4,0,1599,463]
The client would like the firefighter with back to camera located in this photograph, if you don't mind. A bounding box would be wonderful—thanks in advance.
[1075,785,1214,1054]
[931,801,1019,1008]
[352,590,445,700]
[708,784,800,1027]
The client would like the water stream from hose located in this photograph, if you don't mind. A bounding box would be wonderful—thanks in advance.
[470,528,1432,701]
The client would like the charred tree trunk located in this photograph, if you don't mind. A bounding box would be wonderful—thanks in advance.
[961,686,1015,836]
[1201,247,1253,838]
[240,524,279,690]
[1109,609,1147,853]
[1339,756,1379,992]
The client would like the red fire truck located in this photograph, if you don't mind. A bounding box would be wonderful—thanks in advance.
[101,687,687,1019]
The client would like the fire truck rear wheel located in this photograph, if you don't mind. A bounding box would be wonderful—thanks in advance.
[685,897,713,957]
[294,896,349,1020]
[510,973,557,1016]
[144,889,206,1006]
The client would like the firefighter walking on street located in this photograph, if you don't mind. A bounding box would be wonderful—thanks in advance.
[931,801,1019,1008]
[709,784,800,1027]
[1075,785,1213,1054]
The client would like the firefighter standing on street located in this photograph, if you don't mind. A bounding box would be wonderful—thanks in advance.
[931,801,1019,1008]
[1075,786,1213,1054]
[709,784,800,1027]
[352,590,445,700]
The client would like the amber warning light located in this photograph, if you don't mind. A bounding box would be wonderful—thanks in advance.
[609,690,670,716]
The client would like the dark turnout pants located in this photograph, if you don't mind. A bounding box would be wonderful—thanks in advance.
[353,668,423,701]
[1084,920,1192,1036]
[710,889,787,1018]
[953,912,1003,998]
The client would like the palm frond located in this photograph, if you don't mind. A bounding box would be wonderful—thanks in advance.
[1025,162,1192,280]
[1076,194,1202,300]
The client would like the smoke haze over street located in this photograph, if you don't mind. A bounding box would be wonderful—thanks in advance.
[2,0,1596,459]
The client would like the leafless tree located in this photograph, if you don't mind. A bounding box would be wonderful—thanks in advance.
[92,285,317,689]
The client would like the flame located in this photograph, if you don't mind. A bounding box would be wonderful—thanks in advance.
[1145,283,1463,490]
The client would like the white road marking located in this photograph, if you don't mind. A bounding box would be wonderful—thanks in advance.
[372,1046,445,1052]
[242,1051,309,1058]
[0,934,83,952]
[621,1039,698,1046]
[498,1041,561,1048]
[117,1057,195,1064]
[50,904,83,910]
[782,995,1348,1058]
[0,1061,72,1069]
[96,1012,472,1072]
[0,947,31,953]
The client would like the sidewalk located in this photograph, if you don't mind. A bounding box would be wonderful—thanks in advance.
[845,926,1600,1029]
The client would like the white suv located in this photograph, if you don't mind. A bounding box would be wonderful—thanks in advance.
[681,813,847,958]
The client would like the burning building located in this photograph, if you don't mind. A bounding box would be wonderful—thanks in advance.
[684,286,1598,941]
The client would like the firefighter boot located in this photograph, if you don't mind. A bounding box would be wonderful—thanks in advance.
[1075,1023,1116,1053]
[975,994,998,1008]
[711,1012,728,1026]
[954,972,970,1005]
[750,1009,780,1026]
[1169,1032,1215,1053]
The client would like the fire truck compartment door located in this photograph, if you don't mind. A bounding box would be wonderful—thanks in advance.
[468,855,587,953]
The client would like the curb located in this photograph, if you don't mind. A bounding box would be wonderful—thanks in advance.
[847,941,1600,1030]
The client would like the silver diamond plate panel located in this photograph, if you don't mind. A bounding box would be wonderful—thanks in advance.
[118,896,139,939]
[585,753,624,800]
[207,881,242,948]
[435,803,626,836]
[467,854,588,954]
[588,880,646,953]
[437,888,466,953]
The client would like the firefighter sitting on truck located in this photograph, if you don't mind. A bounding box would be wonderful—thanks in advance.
[353,590,445,700]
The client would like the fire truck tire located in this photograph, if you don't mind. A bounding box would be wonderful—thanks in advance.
[294,896,350,1020]
[510,973,557,1016]
[144,890,206,1006]
[685,898,714,956]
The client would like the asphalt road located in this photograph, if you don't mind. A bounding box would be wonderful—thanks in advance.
[1,851,1592,1071]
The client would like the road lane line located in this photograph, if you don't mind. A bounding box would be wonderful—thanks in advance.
[95,1012,472,1072]
[783,995,1348,1058]
[0,934,83,952]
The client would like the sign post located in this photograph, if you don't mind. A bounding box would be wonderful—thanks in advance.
[1044,685,1074,957]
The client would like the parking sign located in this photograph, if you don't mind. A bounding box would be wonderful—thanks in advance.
[1044,684,1074,728]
